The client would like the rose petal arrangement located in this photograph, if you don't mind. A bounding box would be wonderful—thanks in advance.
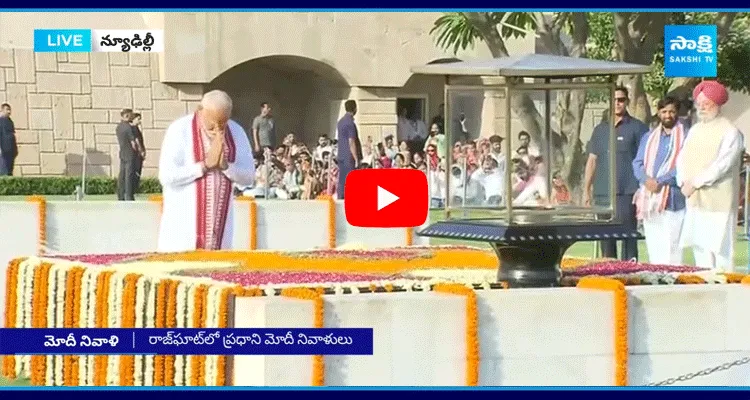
[3,247,747,387]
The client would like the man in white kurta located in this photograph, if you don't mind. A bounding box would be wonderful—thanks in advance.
[676,81,744,270]
[632,97,687,265]
[157,90,255,252]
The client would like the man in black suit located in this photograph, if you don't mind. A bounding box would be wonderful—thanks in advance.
[116,108,137,200]
[0,103,18,176]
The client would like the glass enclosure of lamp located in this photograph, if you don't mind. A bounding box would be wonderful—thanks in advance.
[437,79,617,225]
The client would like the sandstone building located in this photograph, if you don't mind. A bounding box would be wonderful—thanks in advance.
[1,12,748,178]
[0,12,517,178]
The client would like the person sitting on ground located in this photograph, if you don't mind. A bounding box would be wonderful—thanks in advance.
[411,151,427,172]
[398,140,411,165]
[512,159,549,207]
[383,134,399,160]
[470,156,504,206]
[276,159,301,200]
[393,153,407,169]
[377,143,392,168]
[551,170,571,206]
[315,135,332,162]
[301,161,323,200]
[423,123,446,160]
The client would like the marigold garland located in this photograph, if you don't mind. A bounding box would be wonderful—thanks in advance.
[405,228,414,246]
[93,271,114,386]
[26,196,47,255]
[153,280,168,386]
[433,283,479,386]
[721,273,747,283]
[30,263,53,385]
[119,274,141,386]
[576,277,628,386]
[198,285,209,386]
[62,267,75,386]
[190,284,208,386]
[742,276,750,285]
[215,287,235,386]
[164,280,178,386]
[29,263,43,385]
[236,197,258,250]
[146,248,498,275]
[62,267,85,386]
[317,195,336,249]
[675,275,707,284]
[149,194,164,214]
[280,287,325,386]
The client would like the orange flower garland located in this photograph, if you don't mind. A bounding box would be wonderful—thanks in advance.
[576,277,628,386]
[26,196,47,255]
[153,280,168,386]
[198,285,209,386]
[149,194,164,215]
[164,280,178,386]
[405,228,414,246]
[119,274,141,386]
[146,248,498,275]
[675,275,707,284]
[1,258,22,380]
[29,263,43,385]
[215,287,236,386]
[190,284,208,386]
[236,197,258,250]
[280,287,325,386]
[317,195,336,249]
[721,273,747,283]
[93,271,114,386]
[433,283,479,386]
[30,262,52,385]
[63,268,75,386]
[742,275,750,285]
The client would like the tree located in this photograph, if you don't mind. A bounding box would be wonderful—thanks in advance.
[585,12,747,117]
[430,12,590,196]
[430,12,750,199]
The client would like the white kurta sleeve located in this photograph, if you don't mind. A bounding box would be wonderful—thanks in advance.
[692,127,744,189]
[223,122,255,187]
[675,128,696,187]
[158,118,205,189]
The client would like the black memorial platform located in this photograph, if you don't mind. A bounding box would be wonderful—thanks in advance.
[417,219,643,288]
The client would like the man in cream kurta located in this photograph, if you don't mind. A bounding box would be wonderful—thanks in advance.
[676,81,744,270]
[157,90,255,252]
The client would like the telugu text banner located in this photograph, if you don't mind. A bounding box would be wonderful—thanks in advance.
[0,328,374,355]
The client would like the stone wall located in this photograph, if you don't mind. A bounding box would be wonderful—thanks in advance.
[0,49,203,178]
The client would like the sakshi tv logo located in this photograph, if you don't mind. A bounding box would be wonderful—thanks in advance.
[664,25,717,78]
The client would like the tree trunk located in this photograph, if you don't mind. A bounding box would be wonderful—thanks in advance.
[613,12,672,123]
[462,12,546,148]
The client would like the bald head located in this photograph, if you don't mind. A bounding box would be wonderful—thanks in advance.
[198,90,233,137]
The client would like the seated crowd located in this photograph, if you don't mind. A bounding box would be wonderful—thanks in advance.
[240,126,570,208]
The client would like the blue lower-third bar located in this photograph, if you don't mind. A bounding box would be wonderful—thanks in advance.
[0,328,374,355]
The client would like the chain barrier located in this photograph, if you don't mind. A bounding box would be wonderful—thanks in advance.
[645,356,750,386]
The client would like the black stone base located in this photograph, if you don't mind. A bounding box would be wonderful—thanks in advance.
[491,242,572,288]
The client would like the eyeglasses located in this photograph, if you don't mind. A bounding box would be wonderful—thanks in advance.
[615,97,627,103]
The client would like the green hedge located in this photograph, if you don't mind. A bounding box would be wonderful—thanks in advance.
[0,177,162,196]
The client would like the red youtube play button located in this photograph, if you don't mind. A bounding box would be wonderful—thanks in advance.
[344,169,428,228]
